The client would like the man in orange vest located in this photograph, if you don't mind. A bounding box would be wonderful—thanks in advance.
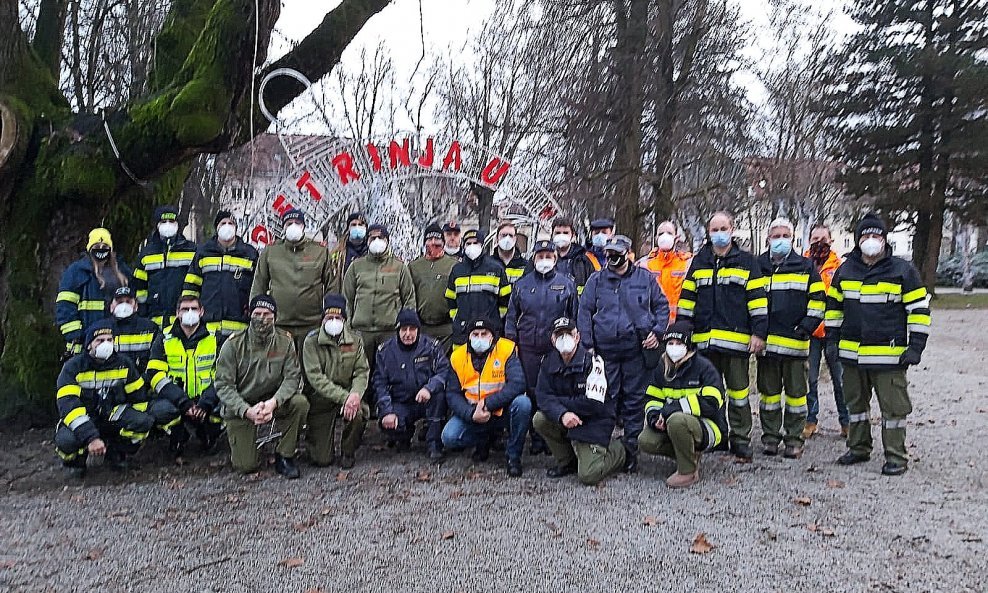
[803,224,849,439]
[640,220,692,323]
[442,317,531,477]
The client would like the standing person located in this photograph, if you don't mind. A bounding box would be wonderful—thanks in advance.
[301,294,370,469]
[442,318,531,477]
[803,224,848,439]
[504,240,578,455]
[56,227,132,357]
[640,220,692,323]
[343,223,416,386]
[639,321,727,489]
[108,286,161,374]
[54,319,160,477]
[250,208,332,352]
[493,221,528,285]
[182,210,258,348]
[373,309,451,461]
[532,317,626,485]
[328,212,369,292]
[550,216,600,295]
[577,235,669,473]
[442,221,463,258]
[827,213,930,476]
[754,218,825,459]
[132,206,197,329]
[445,230,511,345]
[677,211,768,462]
[214,295,310,479]
[408,223,457,350]
[587,218,615,265]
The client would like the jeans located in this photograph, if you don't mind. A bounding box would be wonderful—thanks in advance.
[441,395,532,462]
[807,337,848,426]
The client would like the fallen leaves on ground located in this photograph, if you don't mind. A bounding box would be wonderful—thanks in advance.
[294,517,318,532]
[84,548,104,561]
[643,515,660,527]
[586,538,600,549]
[336,471,349,482]
[690,533,715,554]
[278,557,304,568]
[826,479,845,489]
[440,530,455,540]
[806,524,835,537]
[416,470,432,482]
[794,496,812,507]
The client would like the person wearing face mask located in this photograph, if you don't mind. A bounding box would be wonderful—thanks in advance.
[408,223,458,350]
[801,224,848,439]
[640,220,692,323]
[443,317,531,477]
[677,211,768,462]
[504,240,578,455]
[753,218,825,459]
[342,224,416,404]
[108,286,161,374]
[146,295,225,459]
[372,309,451,461]
[577,235,669,473]
[183,211,259,349]
[493,221,528,285]
[301,294,369,469]
[54,319,158,477]
[250,208,332,354]
[445,230,511,345]
[328,212,370,292]
[826,213,930,476]
[532,317,625,485]
[545,216,600,295]
[639,321,727,489]
[132,206,198,329]
[215,295,310,478]
[56,227,133,358]
[587,218,615,266]
[442,221,463,258]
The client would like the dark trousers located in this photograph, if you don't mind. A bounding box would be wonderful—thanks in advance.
[54,407,155,463]
[600,349,647,454]
[518,347,548,445]
[807,337,849,426]
[380,401,443,446]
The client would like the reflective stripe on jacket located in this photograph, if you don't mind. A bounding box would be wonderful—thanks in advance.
[643,353,726,450]
[755,250,825,359]
[183,237,258,337]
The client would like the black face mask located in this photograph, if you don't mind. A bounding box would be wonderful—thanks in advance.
[606,253,626,269]
[90,248,111,262]
[809,242,831,264]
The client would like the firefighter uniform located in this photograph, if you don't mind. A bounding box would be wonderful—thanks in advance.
[110,303,162,373]
[445,241,511,344]
[825,214,930,472]
[677,240,768,452]
[754,249,825,452]
[182,231,258,346]
[132,207,198,328]
[496,249,529,285]
[641,248,692,322]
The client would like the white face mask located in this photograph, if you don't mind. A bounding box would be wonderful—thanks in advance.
[112,303,134,319]
[217,223,236,242]
[656,233,675,251]
[535,259,556,274]
[554,334,577,354]
[498,236,516,251]
[666,343,688,362]
[181,310,201,327]
[93,341,114,360]
[552,234,572,249]
[464,244,483,261]
[324,319,344,337]
[444,245,460,256]
[368,238,388,255]
[159,222,178,239]
[860,237,884,257]
[284,223,304,242]
[470,336,493,353]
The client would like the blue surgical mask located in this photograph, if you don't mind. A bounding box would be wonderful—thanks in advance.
[592,233,608,247]
[710,231,732,248]
[469,336,493,353]
[770,237,792,257]
[349,226,366,241]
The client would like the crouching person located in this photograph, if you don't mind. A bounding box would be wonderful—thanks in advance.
[373,309,450,461]
[214,295,309,479]
[532,317,625,485]
[302,294,369,470]
[640,321,728,488]
[55,320,164,477]
[442,317,531,477]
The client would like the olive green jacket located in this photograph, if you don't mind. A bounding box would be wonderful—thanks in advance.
[250,239,331,328]
[215,329,302,419]
[342,251,416,332]
[408,254,456,326]
[301,323,369,410]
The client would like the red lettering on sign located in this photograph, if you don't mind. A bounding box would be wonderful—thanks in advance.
[296,171,322,201]
[442,141,462,171]
[272,195,293,216]
[389,139,411,169]
[367,143,382,171]
[481,158,510,186]
[418,137,435,168]
[332,152,361,185]
[251,225,270,245]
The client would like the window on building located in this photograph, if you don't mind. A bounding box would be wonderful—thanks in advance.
[844,238,851,248]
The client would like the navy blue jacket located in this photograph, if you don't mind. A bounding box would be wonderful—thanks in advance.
[110,313,162,373]
[372,334,451,417]
[132,232,198,324]
[504,269,578,354]
[535,346,617,447]
[56,255,134,345]
[578,265,669,355]
[445,344,526,421]
[182,237,258,330]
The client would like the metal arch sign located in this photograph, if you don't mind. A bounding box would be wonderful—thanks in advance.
[245,69,561,258]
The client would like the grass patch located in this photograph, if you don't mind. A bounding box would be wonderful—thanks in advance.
[931,293,988,309]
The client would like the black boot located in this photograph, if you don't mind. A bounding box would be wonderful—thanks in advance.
[529,433,548,456]
[63,456,87,479]
[623,450,638,474]
[471,444,490,462]
[506,457,523,477]
[729,441,753,462]
[881,461,907,476]
[427,443,445,463]
[105,450,129,472]
[546,460,577,478]
[836,451,870,465]
[275,454,300,479]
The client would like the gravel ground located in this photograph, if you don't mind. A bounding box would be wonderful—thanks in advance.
[1,310,986,593]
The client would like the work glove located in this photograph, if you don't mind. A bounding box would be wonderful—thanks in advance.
[793,326,810,341]
[59,342,79,364]
[899,349,922,367]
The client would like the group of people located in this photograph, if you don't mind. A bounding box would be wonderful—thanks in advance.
[53,205,930,488]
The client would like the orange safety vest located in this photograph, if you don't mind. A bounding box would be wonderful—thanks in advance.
[804,248,842,338]
[642,249,692,322]
[450,338,516,417]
